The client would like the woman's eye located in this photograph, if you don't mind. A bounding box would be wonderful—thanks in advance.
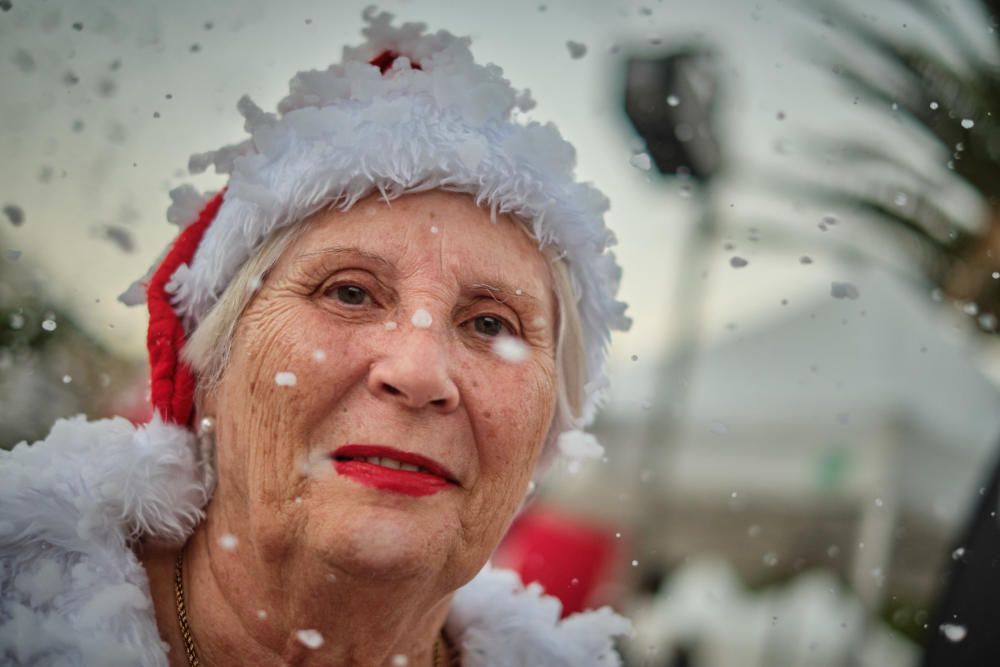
[473,315,510,338]
[331,284,371,305]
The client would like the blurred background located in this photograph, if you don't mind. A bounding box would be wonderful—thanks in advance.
[2,0,999,664]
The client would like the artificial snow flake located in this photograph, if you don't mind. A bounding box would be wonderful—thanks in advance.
[219,533,238,550]
[629,152,652,171]
[492,337,529,363]
[940,624,967,642]
[296,629,324,649]
[952,547,966,560]
[101,225,134,253]
[729,256,748,268]
[41,319,57,332]
[3,204,24,226]
[385,321,398,331]
[118,281,146,306]
[430,225,439,234]
[411,309,433,328]
[666,94,679,107]
[830,282,860,300]
[312,349,327,362]
[961,118,975,129]
[557,430,605,462]
[275,371,298,386]
[392,656,409,666]
[257,609,268,620]
[566,41,588,59]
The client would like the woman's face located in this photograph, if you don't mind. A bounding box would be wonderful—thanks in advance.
[203,190,558,590]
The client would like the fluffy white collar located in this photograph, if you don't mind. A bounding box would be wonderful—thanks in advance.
[0,416,630,666]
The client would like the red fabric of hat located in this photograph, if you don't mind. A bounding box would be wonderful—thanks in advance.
[146,190,225,428]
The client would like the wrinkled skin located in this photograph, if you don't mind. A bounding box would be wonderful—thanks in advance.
[144,190,559,666]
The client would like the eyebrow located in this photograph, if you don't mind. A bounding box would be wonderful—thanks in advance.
[296,245,544,306]
[296,246,397,273]
[468,281,542,308]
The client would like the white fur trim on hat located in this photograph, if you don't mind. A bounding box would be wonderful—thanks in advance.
[138,9,631,424]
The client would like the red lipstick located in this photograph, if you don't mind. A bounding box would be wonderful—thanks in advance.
[332,445,458,497]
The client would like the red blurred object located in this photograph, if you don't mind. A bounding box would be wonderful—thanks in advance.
[494,504,622,617]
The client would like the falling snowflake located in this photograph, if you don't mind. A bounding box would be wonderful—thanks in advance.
[961,118,975,129]
[312,349,327,362]
[629,152,652,171]
[101,225,135,253]
[566,41,587,59]
[275,371,298,386]
[3,205,24,226]
[557,430,605,461]
[940,624,967,642]
[493,337,529,363]
[296,629,324,649]
[392,656,409,667]
[411,309,433,328]
[219,533,238,550]
[730,256,748,268]
[830,282,860,300]
[385,321,398,331]
[257,609,268,620]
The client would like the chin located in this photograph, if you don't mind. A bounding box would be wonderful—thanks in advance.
[310,495,460,581]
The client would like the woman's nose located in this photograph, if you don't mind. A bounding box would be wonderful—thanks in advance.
[367,330,460,413]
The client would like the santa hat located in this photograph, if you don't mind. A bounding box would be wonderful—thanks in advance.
[124,9,630,437]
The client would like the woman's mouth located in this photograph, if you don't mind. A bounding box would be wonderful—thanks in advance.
[331,445,459,497]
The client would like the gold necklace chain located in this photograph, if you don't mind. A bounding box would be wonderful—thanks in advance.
[173,548,453,667]
[174,547,201,667]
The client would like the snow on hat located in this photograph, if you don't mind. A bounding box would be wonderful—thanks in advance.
[126,8,631,432]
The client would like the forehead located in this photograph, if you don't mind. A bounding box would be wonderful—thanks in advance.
[288,191,554,296]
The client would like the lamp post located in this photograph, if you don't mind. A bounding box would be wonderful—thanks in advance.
[624,46,724,554]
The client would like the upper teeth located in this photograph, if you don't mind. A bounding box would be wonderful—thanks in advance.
[364,456,427,474]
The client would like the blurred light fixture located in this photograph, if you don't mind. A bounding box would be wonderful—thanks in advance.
[624,49,722,181]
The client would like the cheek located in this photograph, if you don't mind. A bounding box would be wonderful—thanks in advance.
[217,305,371,497]
[469,357,557,486]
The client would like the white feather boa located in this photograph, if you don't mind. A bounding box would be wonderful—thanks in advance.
[0,416,630,666]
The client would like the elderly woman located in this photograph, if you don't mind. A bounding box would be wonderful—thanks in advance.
[0,11,631,667]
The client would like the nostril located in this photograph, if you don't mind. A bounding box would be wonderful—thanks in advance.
[383,383,402,396]
[431,398,447,407]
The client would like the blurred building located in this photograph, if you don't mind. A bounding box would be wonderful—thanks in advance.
[538,263,1000,662]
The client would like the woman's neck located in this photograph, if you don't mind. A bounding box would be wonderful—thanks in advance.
[141,526,454,667]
